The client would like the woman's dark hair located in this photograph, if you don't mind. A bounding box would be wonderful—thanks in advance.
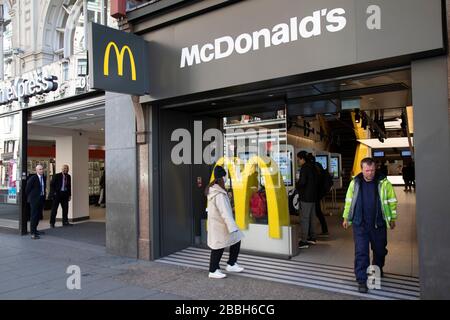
[205,166,227,196]
[297,151,309,161]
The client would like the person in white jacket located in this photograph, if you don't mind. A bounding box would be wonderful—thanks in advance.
[205,165,245,279]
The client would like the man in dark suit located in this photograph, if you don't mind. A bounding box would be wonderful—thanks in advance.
[49,164,73,227]
[25,164,46,239]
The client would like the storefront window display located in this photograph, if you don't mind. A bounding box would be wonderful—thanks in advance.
[218,108,297,257]
[0,113,21,220]
[223,109,290,225]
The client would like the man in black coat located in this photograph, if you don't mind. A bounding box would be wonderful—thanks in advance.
[49,164,73,227]
[296,151,319,249]
[25,164,46,239]
[310,156,330,238]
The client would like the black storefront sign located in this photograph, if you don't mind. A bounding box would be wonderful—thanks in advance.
[145,0,446,101]
[88,22,150,95]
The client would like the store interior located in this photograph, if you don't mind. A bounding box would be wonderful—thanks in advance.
[171,68,418,277]
[25,102,106,246]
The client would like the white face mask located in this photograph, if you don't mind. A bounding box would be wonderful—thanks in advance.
[223,177,227,184]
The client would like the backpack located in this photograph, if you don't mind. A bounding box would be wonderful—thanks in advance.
[250,190,267,218]
[288,189,300,215]
[314,162,333,199]
[321,169,333,197]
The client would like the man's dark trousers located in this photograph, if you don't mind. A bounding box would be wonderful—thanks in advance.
[50,191,69,225]
[315,200,328,234]
[353,224,388,283]
[30,196,45,235]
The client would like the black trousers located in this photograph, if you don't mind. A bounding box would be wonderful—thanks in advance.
[30,196,45,235]
[315,200,328,234]
[50,192,69,225]
[209,241,241,272]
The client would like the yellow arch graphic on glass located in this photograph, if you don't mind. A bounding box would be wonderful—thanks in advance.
[103,42,137,81]
[351,111,371,177]
[210,156,290,239]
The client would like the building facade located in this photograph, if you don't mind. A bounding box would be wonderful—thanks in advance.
[101,0,450,299]
[1,0,450,300]
[0,0,118,229]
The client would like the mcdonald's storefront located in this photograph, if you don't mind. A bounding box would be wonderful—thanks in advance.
[86,0,450,299]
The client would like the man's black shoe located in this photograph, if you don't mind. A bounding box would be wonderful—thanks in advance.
[31,234,40,240]
[358,282,368,293]
[50,224,55,228]
[36,230,45,235]
[63,223,74,226]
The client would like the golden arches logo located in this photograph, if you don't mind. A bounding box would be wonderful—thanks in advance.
[210,156,290,239]
[103,42,137,81]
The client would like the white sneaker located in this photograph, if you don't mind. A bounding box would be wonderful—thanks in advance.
[226,263,244,273]
[209,269,227,279]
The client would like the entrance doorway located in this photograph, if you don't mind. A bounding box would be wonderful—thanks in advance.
[156,67,418,279]
[25,97,106,246]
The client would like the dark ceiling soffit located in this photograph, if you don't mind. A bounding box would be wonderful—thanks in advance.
[190,98,287,116]
[181,81,407,117]
[287,83,409,105]
[154,54,425,110]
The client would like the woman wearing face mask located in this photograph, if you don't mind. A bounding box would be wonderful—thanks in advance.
[205,165,244,279]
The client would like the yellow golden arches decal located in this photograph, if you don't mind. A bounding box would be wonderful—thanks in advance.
[103,42,137,81]
[210,156,290,239]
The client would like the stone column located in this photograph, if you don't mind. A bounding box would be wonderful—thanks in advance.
[105,92,138,258]
[133,96,151,260]
[55,133,89,222]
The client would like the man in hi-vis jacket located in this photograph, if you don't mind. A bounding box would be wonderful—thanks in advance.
[343,158,398,293]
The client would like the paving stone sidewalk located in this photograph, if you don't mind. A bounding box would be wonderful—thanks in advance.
[0,227,363,300]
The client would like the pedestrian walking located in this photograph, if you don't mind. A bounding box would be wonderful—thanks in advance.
[296,151,319,249]
[342,158,398,293]
[49,164,73,227]
[25,165,47,239]
[205,165,244,279]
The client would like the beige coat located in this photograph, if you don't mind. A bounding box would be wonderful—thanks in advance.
[207,184,244,250]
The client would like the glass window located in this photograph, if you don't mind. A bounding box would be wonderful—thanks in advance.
[0,114,21,217]
[223,108,288,226]
[2,3,13,79]
[62,61,69,81]
[77,59,87,76]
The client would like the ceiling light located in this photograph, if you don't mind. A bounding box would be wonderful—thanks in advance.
[384,120,402,129]
[100,128,104,131]
[357,137,413,149]
[68,116,78,120]
[86,113,95,116]
[268,94,274,97]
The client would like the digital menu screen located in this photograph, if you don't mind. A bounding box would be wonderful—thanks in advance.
[273,152,293,187]
[315,155,328,170]
[330,156,340,179]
